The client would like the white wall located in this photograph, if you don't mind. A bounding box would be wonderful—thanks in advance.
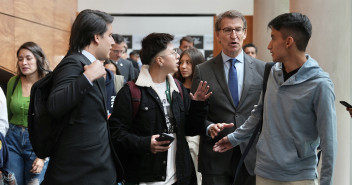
[112,16,213,35]
[78,0,254,51]
[78,0,253,15]
[112,16,214,52]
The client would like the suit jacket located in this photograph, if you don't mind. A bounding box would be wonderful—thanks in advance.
[127,58,140,78]
[43,52,123,185]
[191,53,265,176]
[113,58,135,82]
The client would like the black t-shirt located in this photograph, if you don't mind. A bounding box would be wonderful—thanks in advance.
[282,64,300,81]
[185,88,190,94]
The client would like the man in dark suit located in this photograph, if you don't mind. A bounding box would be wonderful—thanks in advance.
[109,34,135,82]
[127,50,140,78]
[43,9,123,185]
[191,10,265,185]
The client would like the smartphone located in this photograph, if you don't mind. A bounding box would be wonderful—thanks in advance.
[340,101,352,108]
[156,133,174,146]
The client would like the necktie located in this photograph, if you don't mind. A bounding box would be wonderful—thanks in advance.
[228,59,239,107]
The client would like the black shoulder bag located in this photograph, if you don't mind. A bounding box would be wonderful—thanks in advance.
[232,62,274,185]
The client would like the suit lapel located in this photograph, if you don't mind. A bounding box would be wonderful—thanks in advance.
[77,53,90,66]
[97,77,107,111]
[79,53,107,113]
[238,55,254,108]
[212,54,236,109]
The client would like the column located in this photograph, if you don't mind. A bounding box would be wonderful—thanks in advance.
[252,0,289,62]
[291,1,352,185]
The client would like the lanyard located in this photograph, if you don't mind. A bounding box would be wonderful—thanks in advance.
[165,79,171,104]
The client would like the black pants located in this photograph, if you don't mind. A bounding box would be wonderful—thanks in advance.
[201,146,255,185]
[124,182,178,185]
[202,170,255,185]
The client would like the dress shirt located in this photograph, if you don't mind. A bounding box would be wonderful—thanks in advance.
[81,50,96,86]
[222,50,244,100]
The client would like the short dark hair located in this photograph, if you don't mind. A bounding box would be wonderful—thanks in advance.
[215,10,247,32]
[129,50,139,57]
[268,12,312,51]
[243,43,257,53]
[140,33,174,65]
[177,48,205,83]
[104,60,121,75]
[112,34,124,44]
[67,9,113,55]
[16,41,50,78]
[179,36,194,46]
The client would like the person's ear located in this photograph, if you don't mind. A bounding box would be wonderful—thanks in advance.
[286,36,294,48]
[94,34,100,44]
[242,29,247,40]
[153,56,163,67]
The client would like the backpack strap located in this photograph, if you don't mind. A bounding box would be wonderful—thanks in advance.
[232,62,274,185]
[261,62,275,108]
[127,81,141,118]
[173,79,183,101]
[127,79,184,118]
[11,76,20,95]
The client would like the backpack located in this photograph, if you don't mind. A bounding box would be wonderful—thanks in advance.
[27,71,58,159]
[28,54,87,159]
[127,79,184,117]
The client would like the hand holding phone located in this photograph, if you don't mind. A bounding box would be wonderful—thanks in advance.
[340,101,352,108]
[156,133,174,146]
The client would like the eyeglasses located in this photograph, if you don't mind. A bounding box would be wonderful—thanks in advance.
[220,27,246,35]
[159,49,178,58]
[111,50,125,54]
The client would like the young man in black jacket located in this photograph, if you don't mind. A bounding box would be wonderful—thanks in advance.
[109,33,211,185]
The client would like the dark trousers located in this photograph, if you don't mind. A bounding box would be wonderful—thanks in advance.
[202,170,255,185]
[201,146,255,185]
[123,182,178,185]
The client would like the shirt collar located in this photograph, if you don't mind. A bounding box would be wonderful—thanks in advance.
[221,50,244,64]
[81,50,96,63]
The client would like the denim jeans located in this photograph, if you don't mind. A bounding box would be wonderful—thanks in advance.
[5,124,48,185]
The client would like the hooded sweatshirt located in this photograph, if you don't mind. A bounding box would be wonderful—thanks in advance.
[105,69,116,117]
[227,55,337,185]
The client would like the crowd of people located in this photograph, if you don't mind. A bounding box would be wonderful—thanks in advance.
[0,8,344,185]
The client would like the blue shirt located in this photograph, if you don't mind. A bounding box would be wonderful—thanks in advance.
[222,51,244,100]
[82,50,96,63]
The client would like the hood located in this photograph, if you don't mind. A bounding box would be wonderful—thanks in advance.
[273,55,330,85]
[105,68,114,86]
[135,65,180,98]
